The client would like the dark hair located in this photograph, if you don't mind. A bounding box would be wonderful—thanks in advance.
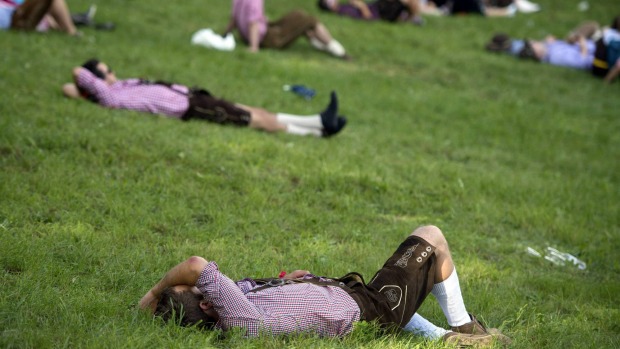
[611,15,620,30]
[77,58,104,103]
[154,288,216,330]
[317,0,331,11]
[82,58,105,80]
[518,40,539,61]
[485,33,511,52]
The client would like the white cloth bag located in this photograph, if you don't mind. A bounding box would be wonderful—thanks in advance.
[191,28,235,51]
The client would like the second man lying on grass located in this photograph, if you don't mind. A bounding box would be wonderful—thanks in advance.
[63,58,347,138]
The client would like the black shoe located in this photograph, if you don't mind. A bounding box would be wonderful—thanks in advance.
[71,4,96,26]
[323,116,347,137]
[320,91,339,134]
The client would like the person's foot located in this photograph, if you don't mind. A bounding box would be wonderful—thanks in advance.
[451,314,511,346]
[320,91,339,133]
[71,4,97,26]
[443,331,495,347]
[515,0,540,13]
[322,116,347,137]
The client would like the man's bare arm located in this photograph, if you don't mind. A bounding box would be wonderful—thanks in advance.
[139,256,209,313]
[62,67,85,99]
[247,21,260,52]
[62,83,81,99]
[282,270,311,279]
[604,60,620,84]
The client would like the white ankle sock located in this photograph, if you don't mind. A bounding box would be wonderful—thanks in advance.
[403,313,450,340]
[285,124,322,137]
[431,268,471,327]
[276,113,322,128]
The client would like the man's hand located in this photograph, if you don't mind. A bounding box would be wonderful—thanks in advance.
[62,83,81,99]
[247,21,260,53]
[282,270,311,279]
[139,290,159,313]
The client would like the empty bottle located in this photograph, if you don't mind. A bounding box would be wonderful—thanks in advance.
[283,84,316,100]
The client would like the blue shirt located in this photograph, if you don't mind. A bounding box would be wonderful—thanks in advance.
[543,40,595,70]
[0,3,16,29]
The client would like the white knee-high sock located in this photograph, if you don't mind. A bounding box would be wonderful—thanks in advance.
[284,124,322,137]
[276,113,322,128]
[403,313,450,340]
[431,268,471,327]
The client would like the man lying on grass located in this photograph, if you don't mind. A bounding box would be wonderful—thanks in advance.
[139,225,511,347]
[63,58,347,138]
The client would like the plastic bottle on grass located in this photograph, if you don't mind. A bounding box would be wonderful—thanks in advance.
[283,84,316,100]
[526,246,586,270]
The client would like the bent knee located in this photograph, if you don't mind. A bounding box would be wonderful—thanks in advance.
[412,225,443,236]
[411,225,446,246]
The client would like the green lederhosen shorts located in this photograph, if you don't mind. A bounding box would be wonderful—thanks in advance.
[261,10,317,49]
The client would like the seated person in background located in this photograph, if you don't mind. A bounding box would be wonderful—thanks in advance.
[0,0,78,35]
[317,0,424,25]
[224,0,350,60]
[485,21,601,70]
[62,59,348,138]
[139,225,511,347]
[592,15,620,84]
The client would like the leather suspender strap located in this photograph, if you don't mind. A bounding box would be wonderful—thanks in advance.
[248,272,365,294]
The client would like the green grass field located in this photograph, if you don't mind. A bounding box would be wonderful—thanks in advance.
[1,0,619,348]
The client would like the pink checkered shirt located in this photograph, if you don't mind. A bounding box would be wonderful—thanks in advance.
[231,0,268,42]
[76,69,190,118]
[196,262,361,337]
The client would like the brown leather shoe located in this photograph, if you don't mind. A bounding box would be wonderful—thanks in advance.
[452,313,489,335]
[451,313,512,346]
[443,331,495,347]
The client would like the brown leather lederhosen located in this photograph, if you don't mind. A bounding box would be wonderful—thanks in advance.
[141,80,251,126]
[248,236,438,330]
[261,10,318,49]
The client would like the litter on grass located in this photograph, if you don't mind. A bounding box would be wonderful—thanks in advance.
[526,246,586,270]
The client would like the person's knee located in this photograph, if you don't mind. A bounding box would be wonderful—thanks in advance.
[289,9,318,27]
[413,224,443,236]
[411,225,447,247]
